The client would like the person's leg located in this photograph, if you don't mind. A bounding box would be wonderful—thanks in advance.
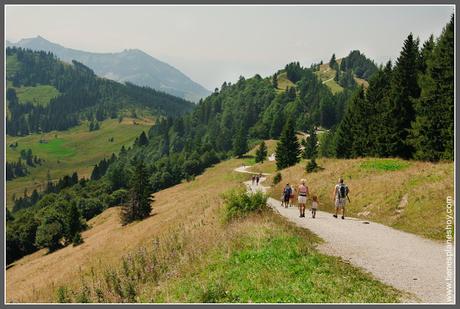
[342,205,345,219]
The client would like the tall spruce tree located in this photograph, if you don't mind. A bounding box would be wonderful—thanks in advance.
[233,127,248,157]
[275,118,301,170]
[330,53,338,70]
[366,61,394,157]
[137,131,149,146]
[302,126,318,159]
[120,160,152,225]
[272,73,278,89]
[387,33,420,159]
[255,141,268,163]
[409,16,454,161]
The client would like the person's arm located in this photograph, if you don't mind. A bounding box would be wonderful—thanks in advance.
[332,186,337,200]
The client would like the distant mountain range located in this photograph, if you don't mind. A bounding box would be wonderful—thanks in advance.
[7,36,210,102]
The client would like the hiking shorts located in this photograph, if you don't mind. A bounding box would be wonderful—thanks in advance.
[298,195,307,204]
[335,198,347,208]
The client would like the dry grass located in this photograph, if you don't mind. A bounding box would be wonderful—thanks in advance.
[6,159,249,303]
[268,158,454,240]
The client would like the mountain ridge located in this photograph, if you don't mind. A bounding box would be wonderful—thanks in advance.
[7,36,210,102]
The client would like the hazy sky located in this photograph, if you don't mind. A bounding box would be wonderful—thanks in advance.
[6,5,454,90]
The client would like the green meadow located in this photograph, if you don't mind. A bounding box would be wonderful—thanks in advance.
[6,117,154,208]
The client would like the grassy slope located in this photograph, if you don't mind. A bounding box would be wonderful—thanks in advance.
[15,84,60,106]
[275,71,295,93]
[315,62,344,94]
[6,117,153,208]
[268,158,454,240]
[6,154,402,303]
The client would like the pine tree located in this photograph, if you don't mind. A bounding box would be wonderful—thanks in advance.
[367,61,393,157]
[387,33,420,159]
[334,101,354,159]
[409,16,454,161]
[272,73,278,89]
[275,118,301,170]
[255,141,268,163]
[329,53,337,70]
[302,126,318,159]
[65,203,84,245]
[334,69,340,81]
[137,131,149,146]
[232,127,248,158]
[120,160,152,225]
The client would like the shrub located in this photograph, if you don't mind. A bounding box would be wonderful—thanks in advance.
[306,158,322,173]
[273,172,282,185]
[223,189,267,222]
[56,286,71,303]
[72,233,84,246]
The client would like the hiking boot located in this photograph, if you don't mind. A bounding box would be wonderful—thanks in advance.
[333,214,337,218]
[341,216,345,220]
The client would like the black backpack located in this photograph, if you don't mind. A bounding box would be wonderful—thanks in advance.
[338,184,348,199]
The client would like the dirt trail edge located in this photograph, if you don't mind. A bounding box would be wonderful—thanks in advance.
[234,165,452,304]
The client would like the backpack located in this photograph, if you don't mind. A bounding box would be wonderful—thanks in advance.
[338,184,348,199]
[285,187,292,197]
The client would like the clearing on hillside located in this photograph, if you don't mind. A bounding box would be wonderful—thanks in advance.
[6,117,154,208]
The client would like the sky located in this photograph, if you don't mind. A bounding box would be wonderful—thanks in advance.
[5,5,454,91]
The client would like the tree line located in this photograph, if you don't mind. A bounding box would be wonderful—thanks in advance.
[6,148,43,180]
[322,16,454,161]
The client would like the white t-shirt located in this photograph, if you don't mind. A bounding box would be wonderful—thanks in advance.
[335,184,348,200]
[311,201,318,209]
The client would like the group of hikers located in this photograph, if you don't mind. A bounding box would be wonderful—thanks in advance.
[281,178,349,219]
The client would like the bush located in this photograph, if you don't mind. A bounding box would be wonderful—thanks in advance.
[72,233,84,246]
[223,189,268,222]
[306,158,322,173]
[273,172,282,185]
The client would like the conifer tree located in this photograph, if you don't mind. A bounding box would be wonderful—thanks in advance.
[120,160,152,225]
[409,16,454,161]
[65,203,84,245]
[275,118,301,170]
[329,53,337,70]
[137,131,149,146]
[272,73,278,89]
[386,33,420,159]
[255,141,268,163]
[302,126,318,159]
[232,127,248,157]
[366,61,393,157]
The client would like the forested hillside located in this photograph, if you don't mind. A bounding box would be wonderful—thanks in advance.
[6,47,194,136]
[326,15,454,161]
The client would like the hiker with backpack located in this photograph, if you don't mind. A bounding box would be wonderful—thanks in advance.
[282,184,292,209]
[289,184,295,207]
[332,178,350,219]
[297,179,309,217]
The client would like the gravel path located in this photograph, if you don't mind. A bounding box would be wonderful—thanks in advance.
[235,165,453,304]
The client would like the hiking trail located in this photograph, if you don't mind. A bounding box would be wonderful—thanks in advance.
[234,165,451,304]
